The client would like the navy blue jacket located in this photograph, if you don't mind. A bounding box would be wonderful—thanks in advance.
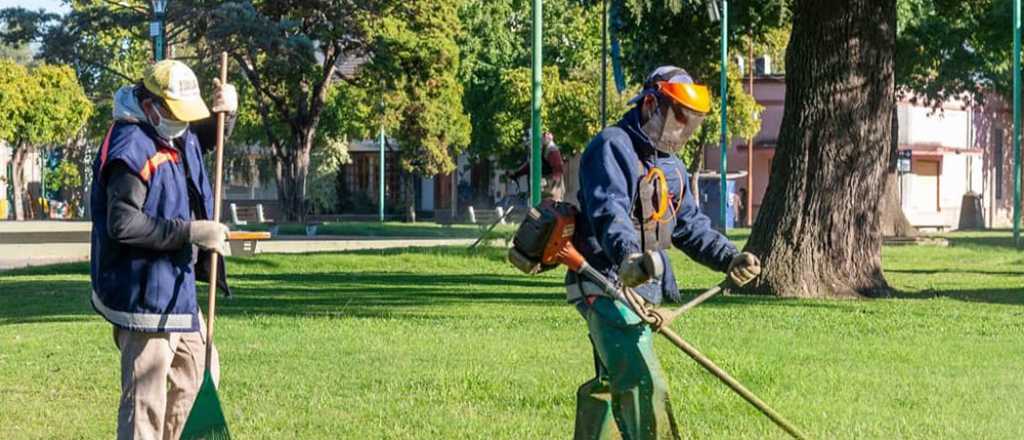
[90,121,215,333]
[566,107,738,305]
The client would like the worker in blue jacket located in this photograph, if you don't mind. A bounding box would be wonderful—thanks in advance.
[90,59,237,440]
[567,66,762,439]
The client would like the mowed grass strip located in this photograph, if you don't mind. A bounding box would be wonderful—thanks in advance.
[0,231,1022,439]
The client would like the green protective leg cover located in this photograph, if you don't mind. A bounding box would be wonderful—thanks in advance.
[574,297,680,440]
[574,346,620,440]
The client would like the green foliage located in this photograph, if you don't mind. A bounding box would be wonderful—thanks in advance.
[0,61,91,147]
[460,0,615,164]
[18,64,93,147]
[369,0,472,177]
[487,65,636,166]
[611,1,774,170]
[1,1,150,146]
[0,58,28,142]
[615,0,790,84]
[44,160,82,195]
[895,0,1009,106]
[306,136,351,215]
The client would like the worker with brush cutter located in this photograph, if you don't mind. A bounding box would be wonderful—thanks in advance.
[89,59,238,440]
[568,65,762,439]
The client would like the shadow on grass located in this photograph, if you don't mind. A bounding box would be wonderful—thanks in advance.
[0,266,564,326]
[4,245,1020,327]
[944,233,1019,250]
[887,268,1023,277]
[889,288,1024,306]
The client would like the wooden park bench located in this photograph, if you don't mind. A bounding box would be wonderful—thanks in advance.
[467,206,512,226]
[229,203,275,227]
[226,231,272,257]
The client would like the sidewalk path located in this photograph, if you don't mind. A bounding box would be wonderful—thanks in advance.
[0,222,482,270]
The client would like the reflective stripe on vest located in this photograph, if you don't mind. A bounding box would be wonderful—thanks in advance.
[91,291,194,332]
[138,148,181,182]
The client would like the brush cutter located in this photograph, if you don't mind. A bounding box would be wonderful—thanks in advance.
[508,200,809,440]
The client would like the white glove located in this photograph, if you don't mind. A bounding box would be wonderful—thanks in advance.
[210,79,238,114]
[727,252,762,287]
[618,253,650,288]
[189,220,230,255]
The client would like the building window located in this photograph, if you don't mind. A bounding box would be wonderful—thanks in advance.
[994,127,1004,200]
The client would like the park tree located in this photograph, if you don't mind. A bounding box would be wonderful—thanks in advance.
[174,0,378,221]
[0,61,92,220]
[459,0,612,164]
[744,0,896,298]
[366,0,472,218]
[2,2,154,220]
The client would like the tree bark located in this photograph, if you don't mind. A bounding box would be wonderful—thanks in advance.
[275,133,313,222]
[11,144,26,221]
[744,0,896,298]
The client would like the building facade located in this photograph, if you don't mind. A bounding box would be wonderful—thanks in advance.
[706,76,1019,231]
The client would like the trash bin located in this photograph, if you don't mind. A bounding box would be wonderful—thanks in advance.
[958,192,985,230]
[696,172,746,230]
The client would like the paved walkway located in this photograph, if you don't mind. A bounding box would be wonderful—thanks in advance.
[0,221,481,270]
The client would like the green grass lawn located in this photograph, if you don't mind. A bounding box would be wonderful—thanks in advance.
[239,220,517,239]
[1,231,1022,438]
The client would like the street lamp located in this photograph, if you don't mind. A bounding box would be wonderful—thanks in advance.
[151,0,167,61]
[530,0,543,207]
[707,0,729,232]
[1014,0,1022,246]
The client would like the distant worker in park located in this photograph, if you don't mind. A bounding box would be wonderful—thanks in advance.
[89,59,238,439]
[568,66,762,439]
[508,131,565,201]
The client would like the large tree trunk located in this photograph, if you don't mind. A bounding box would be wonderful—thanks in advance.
[275,134,313,222]
[744,0,895,298]
[11,145,26,221]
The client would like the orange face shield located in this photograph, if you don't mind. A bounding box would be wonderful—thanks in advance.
[656,81,712,114]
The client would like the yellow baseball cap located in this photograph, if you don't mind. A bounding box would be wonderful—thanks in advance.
[142,60,211,122]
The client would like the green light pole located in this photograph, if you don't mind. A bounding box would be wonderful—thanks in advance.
[1015,0,1022,246]
[530,0,543,207]
[601,0,608,127]
[719,0,729,232]
[150,0,167,61]
[379,86,386,223]
[379,127,386,223]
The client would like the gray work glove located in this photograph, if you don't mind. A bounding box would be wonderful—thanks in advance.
[210,79,238,114]
[618,253,650,288]
[727,252,762,287]
[189,220,230,255]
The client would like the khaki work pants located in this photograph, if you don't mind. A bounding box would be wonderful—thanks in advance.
[114,316,220,440]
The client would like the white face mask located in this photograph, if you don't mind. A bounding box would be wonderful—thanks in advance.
[641,99,704,154]
[148,102,189,140]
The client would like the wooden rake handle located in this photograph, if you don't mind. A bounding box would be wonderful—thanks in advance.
[205,52,229,367]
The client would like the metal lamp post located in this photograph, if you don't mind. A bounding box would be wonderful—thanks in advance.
[151,0,167,61]
[530,0,543,207]
[379,123,386,223]
[719,0,729,233]
[1015,0,1022,246]
[707,0,729,232]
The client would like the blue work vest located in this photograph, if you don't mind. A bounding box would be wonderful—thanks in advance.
[89,121,214,333]
[566,108,738,306]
